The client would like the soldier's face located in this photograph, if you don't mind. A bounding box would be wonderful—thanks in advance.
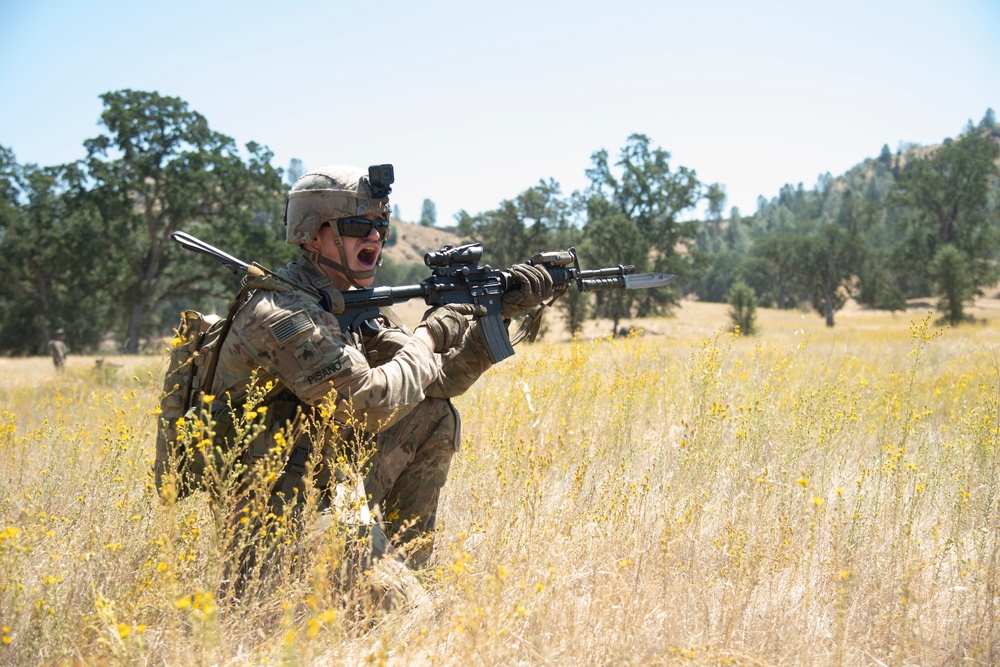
[313,211,384,289]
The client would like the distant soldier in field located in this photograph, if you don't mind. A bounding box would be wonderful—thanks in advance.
[210,164,552,603]
[48,329,68,371]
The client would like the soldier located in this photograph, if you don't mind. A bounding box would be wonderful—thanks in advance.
[211,164,552,600]
[48,329,68,370]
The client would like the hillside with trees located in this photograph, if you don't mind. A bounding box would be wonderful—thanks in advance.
[693,112,1000,329]
[1,90,997,354]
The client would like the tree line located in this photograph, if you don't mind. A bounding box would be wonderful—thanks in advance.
[705,113,1000,330]
[1,90,998,355]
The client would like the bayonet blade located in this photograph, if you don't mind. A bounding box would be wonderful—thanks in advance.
[622,272,676,290]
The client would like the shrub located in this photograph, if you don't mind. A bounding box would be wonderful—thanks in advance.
[727,279,758,335]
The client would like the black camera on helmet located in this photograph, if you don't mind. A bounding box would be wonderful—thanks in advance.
[367,164,394,198]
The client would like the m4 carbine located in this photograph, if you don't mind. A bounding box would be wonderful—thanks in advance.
[172,232,675,363]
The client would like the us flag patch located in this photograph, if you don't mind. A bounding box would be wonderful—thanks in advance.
[270,310,314,345]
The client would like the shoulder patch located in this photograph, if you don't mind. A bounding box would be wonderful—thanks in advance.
[293,339,323,365]
[270,310,314,345]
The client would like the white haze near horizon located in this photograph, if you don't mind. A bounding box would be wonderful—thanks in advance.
[1,0,998,227]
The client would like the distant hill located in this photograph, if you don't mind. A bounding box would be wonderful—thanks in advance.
[384,219,465,265]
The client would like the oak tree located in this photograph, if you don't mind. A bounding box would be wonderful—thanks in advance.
[80,89,286,352]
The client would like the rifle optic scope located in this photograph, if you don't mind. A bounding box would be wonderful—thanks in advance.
[424,243,484,268]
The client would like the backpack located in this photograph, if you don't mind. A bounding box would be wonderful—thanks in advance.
[153,308,224,499]
[153,269,289,500]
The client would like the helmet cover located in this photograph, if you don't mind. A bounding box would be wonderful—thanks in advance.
[284,165,391,245]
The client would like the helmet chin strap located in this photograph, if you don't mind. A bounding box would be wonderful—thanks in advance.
[303,236,378,290]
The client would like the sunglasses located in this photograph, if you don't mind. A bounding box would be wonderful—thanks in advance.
[336,216,390,241]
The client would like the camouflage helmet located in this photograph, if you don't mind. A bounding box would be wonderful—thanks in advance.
[284,165,392,246]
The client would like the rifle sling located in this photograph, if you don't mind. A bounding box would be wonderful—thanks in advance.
[201,280,259,400]
[509,285,569,346]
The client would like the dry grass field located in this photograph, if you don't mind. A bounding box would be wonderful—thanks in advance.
[2,296,1000,665]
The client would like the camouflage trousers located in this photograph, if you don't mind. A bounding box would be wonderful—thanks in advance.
[307,485,431,614]
[224,396,459,599]
[363,397,461,567]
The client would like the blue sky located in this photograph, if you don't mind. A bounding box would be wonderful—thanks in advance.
[1,0,998,225]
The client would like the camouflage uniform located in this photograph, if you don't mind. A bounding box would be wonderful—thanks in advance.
[207,164,548,603]
[49,331,67,370]
[212,254,493,563]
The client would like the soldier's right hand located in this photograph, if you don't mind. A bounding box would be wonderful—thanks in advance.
[417,304,486,352]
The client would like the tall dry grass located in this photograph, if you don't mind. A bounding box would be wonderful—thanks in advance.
[1,306,999,665]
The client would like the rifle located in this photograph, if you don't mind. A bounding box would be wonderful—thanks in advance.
[172,231,675,363]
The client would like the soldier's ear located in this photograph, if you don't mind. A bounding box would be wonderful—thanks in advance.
[303,223,331,254]
[302,235,323,254]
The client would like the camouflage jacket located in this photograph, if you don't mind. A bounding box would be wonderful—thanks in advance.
[49,340,67,363]
[212,256,493,432]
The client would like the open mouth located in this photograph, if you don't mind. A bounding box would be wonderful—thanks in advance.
[356,246,380,270]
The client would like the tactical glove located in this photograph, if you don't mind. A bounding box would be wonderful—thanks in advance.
[501,264,554,318]
[417,303,486,351]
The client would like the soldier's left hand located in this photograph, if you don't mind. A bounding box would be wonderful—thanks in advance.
[502,264,554,318]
